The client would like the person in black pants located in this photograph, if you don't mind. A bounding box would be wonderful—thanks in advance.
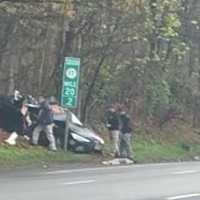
[119,107,134,160]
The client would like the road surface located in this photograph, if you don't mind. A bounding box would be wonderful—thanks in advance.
[0,161,200,200]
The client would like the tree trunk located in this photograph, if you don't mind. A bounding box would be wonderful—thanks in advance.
[81,54,106,123]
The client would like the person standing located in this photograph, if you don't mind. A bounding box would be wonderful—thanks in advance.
[4,91,25,145]
[119,107,134,160]
[32,97,57,151]
[105,105,120,157]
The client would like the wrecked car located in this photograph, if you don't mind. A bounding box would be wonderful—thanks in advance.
[53,111,104,153]
[27,104,104,153]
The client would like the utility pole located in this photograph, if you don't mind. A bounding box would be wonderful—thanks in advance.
[62,0,70,152]
[61,0,75,152]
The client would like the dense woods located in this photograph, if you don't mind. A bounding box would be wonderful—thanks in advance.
[1,0,200,129]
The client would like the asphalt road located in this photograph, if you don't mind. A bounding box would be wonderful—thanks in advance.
[1,161,200,200]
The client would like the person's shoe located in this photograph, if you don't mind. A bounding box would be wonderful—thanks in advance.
[30,141,37,146]
[49,148,57,152]
[5,132,18,145]
[128,157,137,163]
[5,139,16,145]
[114,152,120,158]
[49,145,57,152]
[121,158,133,165]
[24,135,30,141]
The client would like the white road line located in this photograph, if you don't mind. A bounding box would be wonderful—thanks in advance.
[166,193,200,200]
[63,179,96,185]
[171,170,198,175]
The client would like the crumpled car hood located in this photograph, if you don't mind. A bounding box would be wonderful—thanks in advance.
[53,113,104,145]
[70,123,104,144]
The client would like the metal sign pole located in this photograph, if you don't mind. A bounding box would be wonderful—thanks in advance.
[64,109,70,152]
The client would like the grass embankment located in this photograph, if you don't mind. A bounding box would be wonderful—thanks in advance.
[133,121,200,163]
[133,134,200,163]
[103,121,200,163]
[1,121,200,169]
[0,145,93,169]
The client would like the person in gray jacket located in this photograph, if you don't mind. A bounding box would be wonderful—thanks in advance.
[32,97,57,151]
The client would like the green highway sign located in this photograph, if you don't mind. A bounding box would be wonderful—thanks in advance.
[61,57,80,108]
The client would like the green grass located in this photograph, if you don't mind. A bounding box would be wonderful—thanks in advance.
[1,132,200,169]
[0,145,92,169]
[103,133,200,163]
[133,134,200,163]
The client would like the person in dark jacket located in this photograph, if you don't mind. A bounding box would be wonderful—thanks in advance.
[32,97,57,151]
[119,107,134,160]
[106,105,120,157]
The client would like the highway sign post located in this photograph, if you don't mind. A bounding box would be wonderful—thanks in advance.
[61,57,80,152]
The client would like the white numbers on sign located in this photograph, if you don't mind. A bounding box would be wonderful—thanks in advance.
[64,88,75,96]
[66,68,77,79]
[64,81,76,87]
